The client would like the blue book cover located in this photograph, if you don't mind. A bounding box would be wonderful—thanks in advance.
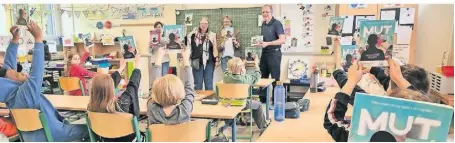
[340,45,357,72]
[358,20,395,67]
[163,25,184,42]
[118,36,137,59]
[328,17,345,36]
[349,93,454,142]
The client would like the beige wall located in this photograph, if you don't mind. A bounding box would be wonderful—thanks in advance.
[415,4,454,72]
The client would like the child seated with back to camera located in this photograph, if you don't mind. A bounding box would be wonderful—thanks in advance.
[147,45,195,125]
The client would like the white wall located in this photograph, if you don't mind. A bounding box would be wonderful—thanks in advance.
[415,4,454,72]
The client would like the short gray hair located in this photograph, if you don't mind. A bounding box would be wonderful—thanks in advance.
[263,5,273,14]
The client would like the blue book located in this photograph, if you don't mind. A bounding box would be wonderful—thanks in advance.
[340,45,357,72]
[358,20,395,67]
[163,25,184,50]
[349,93,454,142]
[118,36,137,59]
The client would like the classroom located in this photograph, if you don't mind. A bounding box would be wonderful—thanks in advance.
[0,2,453,142]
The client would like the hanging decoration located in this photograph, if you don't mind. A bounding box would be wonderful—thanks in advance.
[96,21,104,30]
[74,11,81,18]
[67,11,73,18]
[82,11,89,18]
[105,21,112,29]
[59,9,66,15]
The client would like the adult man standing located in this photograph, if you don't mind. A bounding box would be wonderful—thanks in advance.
[257,5,285,103]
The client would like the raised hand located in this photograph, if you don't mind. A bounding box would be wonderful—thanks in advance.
[10,26,20,43]
[347,61,363,84]
[387,58,410,89]
[181,48,191,66]
[26,21,43,43]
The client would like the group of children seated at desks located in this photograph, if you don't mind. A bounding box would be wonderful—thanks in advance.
[0,21,269,142]
[0,21,448,142]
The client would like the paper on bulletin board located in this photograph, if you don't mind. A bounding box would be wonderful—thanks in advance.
[380,10,396,20]
[399,8,415,24]
[396,25,413,44]
[340,36,353,45]
[341,15,354,34]
[284,19,291,36]
[392,45,410,64]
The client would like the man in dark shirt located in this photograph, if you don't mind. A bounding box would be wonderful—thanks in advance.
[257,5,285,103]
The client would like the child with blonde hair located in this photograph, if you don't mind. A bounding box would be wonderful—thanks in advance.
[222,55,267,131]
[147,46,195,125]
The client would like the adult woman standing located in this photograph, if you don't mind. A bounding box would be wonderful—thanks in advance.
[149,21,170,76]
[187,17,219,90]
[216,16,241,72]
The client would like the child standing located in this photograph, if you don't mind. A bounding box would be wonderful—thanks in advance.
[87,55,142,141]
[222,56,267,130]
[0,23,88,142]
[147,46,195,125]
[67,46,96,96]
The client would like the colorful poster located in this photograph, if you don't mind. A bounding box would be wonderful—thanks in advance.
[184,13,193,26]
[340,45,358,71]
[284,19,291,36]
[358,20,395,66]
[150,7,163,17]
[328,17,345,36]
[136,7,149,18]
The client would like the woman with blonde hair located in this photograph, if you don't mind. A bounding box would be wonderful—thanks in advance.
[87,55,142,141]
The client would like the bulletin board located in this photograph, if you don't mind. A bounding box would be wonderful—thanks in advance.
[175,7,262,50]
[336,4,418,67]
[280,4,336,54]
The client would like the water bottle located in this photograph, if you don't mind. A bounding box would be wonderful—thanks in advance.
[274,81,286,122]
[310,65,319,93]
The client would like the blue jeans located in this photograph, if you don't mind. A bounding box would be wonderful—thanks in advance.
[193,60,215,90]
[221,56,233,72]
[153,62,170,76]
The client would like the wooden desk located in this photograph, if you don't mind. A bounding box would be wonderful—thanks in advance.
[257,87,340,142]
[191,101,244,119]
[195,90,215,101]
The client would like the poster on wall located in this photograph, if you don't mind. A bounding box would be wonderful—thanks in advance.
[184,13,193,26]
[150,7,163,17]
[340,45,358,72]
[358,20,396,67]
[328,17,345,36]
[287,58,309,79]
[101,35,115,46]
[392,45,410,64]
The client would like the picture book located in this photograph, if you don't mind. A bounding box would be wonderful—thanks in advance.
[82,33,93,47]
[251,36,263,47]
[163,25,184,51]
[328,17,345,36]
[340,45,358,72]
[150,29,161,46]
[118,36,137,59]
[349,93,454,142]
[358,20,395,67]
[101,34,115,46]
[62,36,74,47]
[16,7,29,26]
[245,47,262,61]
[225,27,234,38]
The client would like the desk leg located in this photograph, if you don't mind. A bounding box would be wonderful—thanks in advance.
[231,118,236,142]
[265,85,271,120]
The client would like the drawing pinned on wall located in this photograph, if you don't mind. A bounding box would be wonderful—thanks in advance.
[392,45,410,64]
[287,58,309,79]
[399,8,415,24]
[284,19,291,36]
[328,17,345,36]
[322,5,333,18]
[349,4,367,9]
[341,15,354,34]
[358,20,396,67]
[184,13,193,26]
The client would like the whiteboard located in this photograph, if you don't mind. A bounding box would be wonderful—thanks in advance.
[280,4,336,54]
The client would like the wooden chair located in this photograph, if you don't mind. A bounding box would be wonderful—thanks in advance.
[146,119,211,142]
[216,83,254,142]
[9,109,53,142]
[58,77,86,96]
[85,111,141,142]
